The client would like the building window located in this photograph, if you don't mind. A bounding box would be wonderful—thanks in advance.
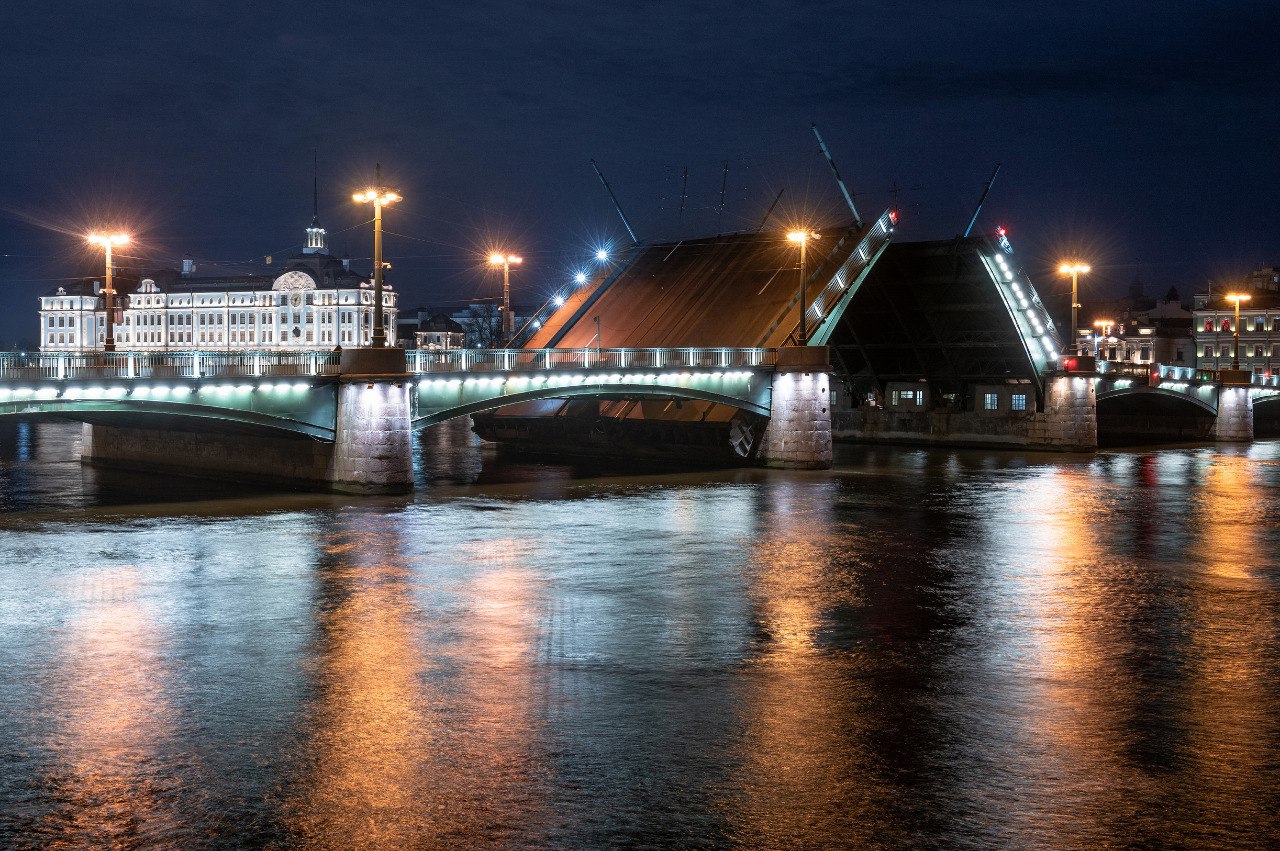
[1011,394,1027,411]
[1256,317,1266,332]
[1255,345,1264,357]
[1221,319,1231,332]
[1204,319,1214,332]
[983,393,999,411]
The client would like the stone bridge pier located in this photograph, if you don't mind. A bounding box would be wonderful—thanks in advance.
[759,346,834,470]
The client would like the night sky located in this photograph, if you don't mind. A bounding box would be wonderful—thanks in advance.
[2,0,1277,346]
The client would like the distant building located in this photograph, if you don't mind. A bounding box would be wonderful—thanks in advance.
[396,308,465,349]
[1073,286,1193,366]
[1192,287,1280,374]
[450,302,536,348]
[39,214,398,351]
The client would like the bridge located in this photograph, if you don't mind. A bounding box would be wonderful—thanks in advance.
[0,345,816,492]
[5,208,1273,491]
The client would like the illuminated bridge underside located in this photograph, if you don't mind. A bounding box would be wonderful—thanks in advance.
[829,236,1059,397]
[0,385,338,440]
[411,370,772,427]
[1096,383,1219,416]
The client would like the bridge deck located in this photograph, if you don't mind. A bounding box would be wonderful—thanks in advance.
[526,214,892,350]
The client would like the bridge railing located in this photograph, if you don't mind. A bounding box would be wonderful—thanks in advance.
[0,351,341,381]
[1154,364,1217,383]
[407,347,778,374]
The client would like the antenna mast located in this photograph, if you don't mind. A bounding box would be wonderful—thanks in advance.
[812,123,862,226]
[963,163,1001,238]
[590,158,639,244]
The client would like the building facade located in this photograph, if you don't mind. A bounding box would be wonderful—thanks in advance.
[39,217,397,351]
[1192,289,1280,374]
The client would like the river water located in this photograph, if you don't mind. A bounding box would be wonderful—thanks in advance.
[0,420,1277,849]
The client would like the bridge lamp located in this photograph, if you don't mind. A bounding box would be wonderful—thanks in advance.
[1092,319,1115,359]
[87,232,130,353]
[595,248,609,262]
[574,271,588,285]
[1057,262,1090,348]
[488,252,523,343]
[1225,293,1252,370]
[352,165,401,348]
[788,230,821,346]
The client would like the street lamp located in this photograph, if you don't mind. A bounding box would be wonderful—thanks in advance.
[488,252,523,343]
[1058,262,1090,352]
[352,164,401,348]
[1092,318,1114,360]
[788,230,820,345]
[86,232,130,353]
[1226,293,1252,370]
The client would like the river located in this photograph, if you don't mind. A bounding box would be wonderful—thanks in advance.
[1,420,1277,849]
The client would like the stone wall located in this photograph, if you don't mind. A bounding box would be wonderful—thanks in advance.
[82,422,334,489]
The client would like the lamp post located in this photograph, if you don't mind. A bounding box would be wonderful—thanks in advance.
[488,252,523,343]
[1058,262,1090,353]
[1092,319,1114,360]
[1226,293,1251,370]
[787,230,820,345]
[87,233,130,353]
[353,165,400,348]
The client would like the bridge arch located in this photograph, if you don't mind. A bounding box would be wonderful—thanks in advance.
[411,380,771,429]
[1096,385,1218,416]
[0,398,335,440]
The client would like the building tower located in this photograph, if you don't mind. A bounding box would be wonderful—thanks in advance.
[304,153,327,255]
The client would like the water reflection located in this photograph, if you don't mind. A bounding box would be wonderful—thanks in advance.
[0,422,1278,847]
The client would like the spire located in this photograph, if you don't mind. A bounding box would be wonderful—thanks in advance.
[312,149,319,225]
[304,150,327,254]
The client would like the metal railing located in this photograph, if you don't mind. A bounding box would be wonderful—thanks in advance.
[0,348,776,382]
[0,351,341,381]
[407,347,778,374]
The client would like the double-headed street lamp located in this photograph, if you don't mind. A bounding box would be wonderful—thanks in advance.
[788,229,820,345]
[87,232,130,353]
[1092,318,1115,359]
[1058,262,1091,351]
[488,252,522,342]
[1226,292,1252,370]
[353,165,400,348]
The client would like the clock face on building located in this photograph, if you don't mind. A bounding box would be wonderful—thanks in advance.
[290,292,303,308]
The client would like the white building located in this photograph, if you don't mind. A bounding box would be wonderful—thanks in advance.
[1192,289,1280,374]
[39,215,398,351]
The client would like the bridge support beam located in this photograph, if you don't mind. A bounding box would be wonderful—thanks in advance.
[760,347,833,470]
[328,379,413,494]
[1212,385,1254,442]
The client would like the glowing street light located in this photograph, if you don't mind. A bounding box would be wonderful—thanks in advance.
[352,164,400,348]
[86,232,130,352]
[595,248,609,262]
[574,272,588,285]
[1226,293,1252,370]
[1058,262,1090,348]
[488,252,523,341]
[788,229,820,345]
[1092,318,1115,359]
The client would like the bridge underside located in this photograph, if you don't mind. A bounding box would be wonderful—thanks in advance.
[0,398,336,440]
[1096,390,1217,445]
[828,236,1055,404]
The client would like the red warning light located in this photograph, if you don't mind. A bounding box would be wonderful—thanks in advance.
[888,210,899,224]
[1063,356,1078,371]
[996,226,1006,236]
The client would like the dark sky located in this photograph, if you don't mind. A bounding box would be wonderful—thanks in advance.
[2,0,1277,345]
